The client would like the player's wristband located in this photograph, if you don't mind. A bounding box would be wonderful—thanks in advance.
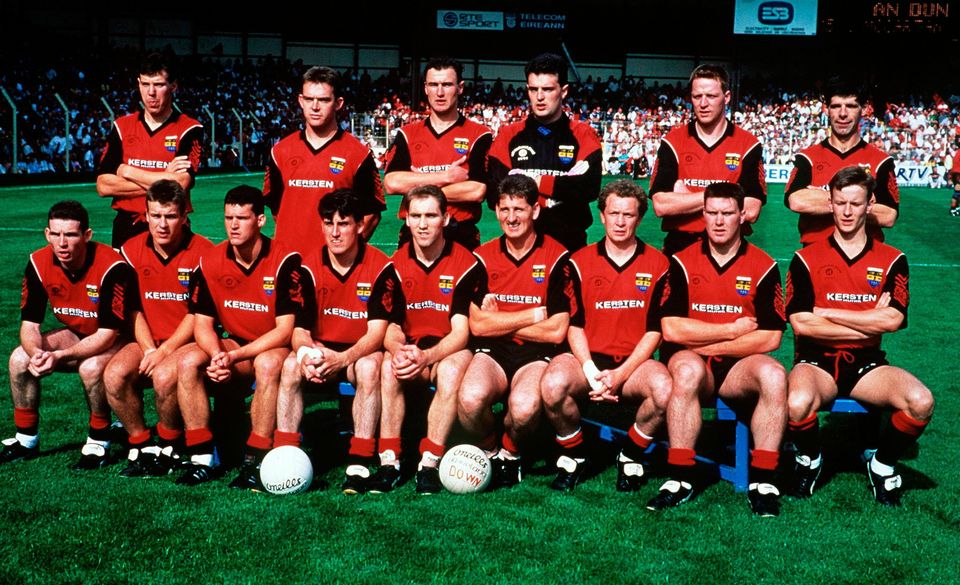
[296,346,323,365]
[143,348,156,357]
[533,306,548,323]
[582,360,604,392]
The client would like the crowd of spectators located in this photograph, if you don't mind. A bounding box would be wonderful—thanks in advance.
[3,51,959,185]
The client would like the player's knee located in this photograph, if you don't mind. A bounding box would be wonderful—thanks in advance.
[9,346,30,375]
[649,373,673,411]
[151,364,178,396]
[508,394,541,428]
[253,352,283,378]
[77,357,106,386]
[670,360,704,396]
[758,361,787,399]
[787,388,817,421]
[457,383,487,417]
[538,369,570,409]
[904,384,935,421]
[103,361,132,399]
[178,349,208,379]
[280,354,301,382]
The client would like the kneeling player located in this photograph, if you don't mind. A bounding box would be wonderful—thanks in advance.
[786,166,934,506]
[274,190,399,494]
[373,185,480,494]
[458,175,573,488]
[176,186,305,488]
[646,182,787,517]
[104,180,213,476]
[540,180,671,490]
[3,201,135,469]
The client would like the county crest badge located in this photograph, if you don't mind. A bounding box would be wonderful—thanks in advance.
[356,282,372,302]
[532,264,546,284]
[724,152,741,171]
[263,276,276,296]
[177,268,192,288]
[86,284,100,304]
[635,273,652,292]
[558,145,575,164]
[329,157,346,174]
[439,275,454,294]
[453,137,470,155]
[866,267,883,288]
[735,276,752,296]
[164,135,177,152]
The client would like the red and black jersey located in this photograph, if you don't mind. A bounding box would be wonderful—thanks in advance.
[786,235,908,351]
[661,240,785,358]
[487,114,602,246]
[649,121,766,233]
[21,242,135,337]
[96,111,203,217]
[569,238,670,358]
[786,139,899,244]
[298,241,400,346]
[263,129,385,256]
[391,240,480,344]
[189,237,304,342]
[121,230,214,344]
[385,115,492,225]
[473,233,573,351]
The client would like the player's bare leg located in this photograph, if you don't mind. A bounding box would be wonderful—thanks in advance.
[105,342,159,475]
[457,352,509,455]
[540,353,592,490]
[337,351,385,494]
[849,366,934,506]
[2,329,79,463]
[718,355,787,514]
[415,349,473,494]
[71,340,122,470]
[175,343,226,483]
[276,352,305,439]
[616,360,672,491]
[786,363,838,498]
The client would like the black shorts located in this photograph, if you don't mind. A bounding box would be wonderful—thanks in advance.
[474,339,553,382]
[706,355,740,390]
[112,210,149,249]
[590,352,629,372]
[795,347,889,396]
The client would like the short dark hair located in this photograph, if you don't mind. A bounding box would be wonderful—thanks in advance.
[598,179,648,217]
[146,179,188,214]
[525,53,567,87]
[829,166,875,196]
[224,185,265,215]
[319,189,364,222]
[423,56,463,83]
[48,200,89,232]
[498,175,539,207]
[139,52,175,83]
[823,76,866,106]
[689,64,729,93]
[703,181,744,210]
[302,66,342,97]
[402,185,447,215]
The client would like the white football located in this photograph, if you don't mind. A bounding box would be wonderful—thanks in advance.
[439,444,492,494]
[259,445,313,495]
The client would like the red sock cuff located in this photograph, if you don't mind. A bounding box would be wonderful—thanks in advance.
[419,438,445,457]
[89,412,111,430]
[127,429,152,446]
[789,412,818,432]
[501,432,520,455]
[891,411,928,437]
[750,449,779,471]
[556,429,584,449]
[628,424,653,449]
[667,447,697,467]
[349,436,376,458]
[273,430,301,448]
[185,428,213,447]
[379,437,402,458]
[13,407,38,429]
[246,432,273,451]
[156,422,182,442]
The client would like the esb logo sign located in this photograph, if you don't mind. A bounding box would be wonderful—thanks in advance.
[758,1,793,24]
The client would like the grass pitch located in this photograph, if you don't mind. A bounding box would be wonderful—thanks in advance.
[0,175,957,584]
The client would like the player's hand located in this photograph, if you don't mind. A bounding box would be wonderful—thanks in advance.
[315,349,348,379]
[875,291,891,309]
[299,346,325,382]
[481,293,499,311]
[206,361,233,383]
[28,350,56,378]
[673,179,692,193]
[444,156,470,184]
[138,346,168,377]
[393,345,425,379]
[730,316,758,337]
[589,369,623,403]
[165,155,192,174]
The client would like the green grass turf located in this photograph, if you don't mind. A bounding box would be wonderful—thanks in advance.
[0,175,958,584]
